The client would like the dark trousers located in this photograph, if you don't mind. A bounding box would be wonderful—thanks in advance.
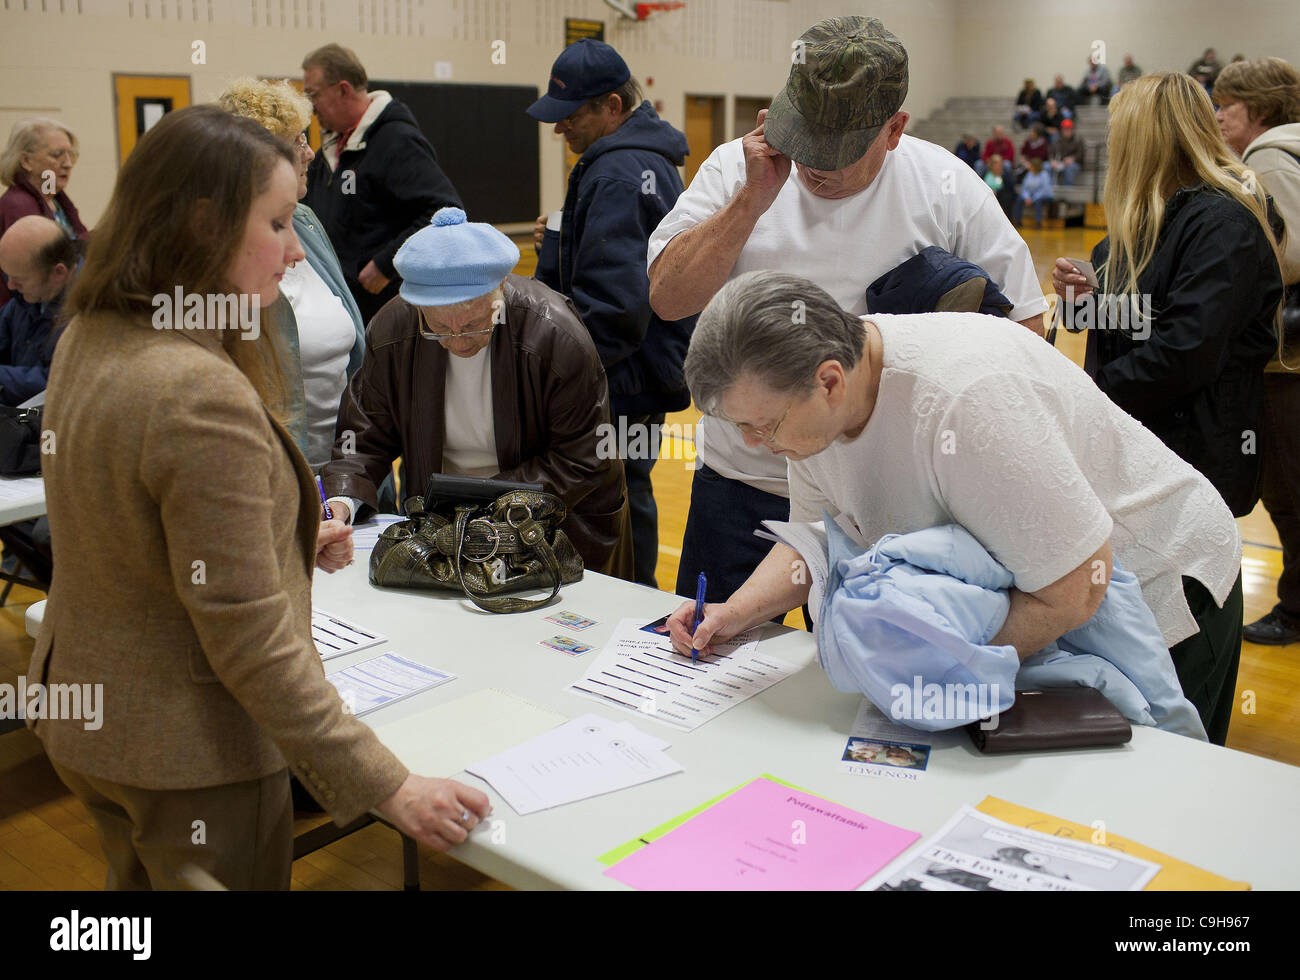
[674,463,790,603]
[350,278,401,327]
[1168,574,1244,746]
[1259,373,1300,618]
[616,412,665,588]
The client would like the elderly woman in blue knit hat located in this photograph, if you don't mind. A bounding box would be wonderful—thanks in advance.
[321,207,634,578]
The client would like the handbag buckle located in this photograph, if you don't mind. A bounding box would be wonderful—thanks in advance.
[463,518,501,562]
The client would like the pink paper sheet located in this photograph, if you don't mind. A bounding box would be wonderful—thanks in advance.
[605,776,920,890]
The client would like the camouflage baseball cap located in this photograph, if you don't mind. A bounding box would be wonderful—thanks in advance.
[764,16,909,171]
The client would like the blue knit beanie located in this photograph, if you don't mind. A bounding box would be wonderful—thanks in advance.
[394,207,521,306]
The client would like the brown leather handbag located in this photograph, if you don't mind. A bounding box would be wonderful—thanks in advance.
[369,475,583,613]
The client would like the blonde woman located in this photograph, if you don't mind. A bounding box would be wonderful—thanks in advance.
[1053,72,1283,519]
[217,78,366,473]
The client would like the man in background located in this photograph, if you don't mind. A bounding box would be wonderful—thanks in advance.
[302,43,462,323]
[527,39,696,587]
[0,215,75,404]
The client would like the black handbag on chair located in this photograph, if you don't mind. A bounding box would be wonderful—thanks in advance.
[369,474,584,613]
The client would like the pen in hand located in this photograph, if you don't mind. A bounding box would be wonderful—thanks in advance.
[317,475,334,521]
[692,572,707,664]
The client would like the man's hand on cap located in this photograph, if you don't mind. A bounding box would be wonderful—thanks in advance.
[738,108,791,217]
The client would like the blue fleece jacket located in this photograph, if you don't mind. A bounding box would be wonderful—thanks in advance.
[535,101,696,416]
[818,520,1207,739]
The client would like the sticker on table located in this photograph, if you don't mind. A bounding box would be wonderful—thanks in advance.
[544,611,597,631]
[540,635,594,656]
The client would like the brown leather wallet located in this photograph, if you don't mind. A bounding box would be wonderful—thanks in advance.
[966,688,1132,753]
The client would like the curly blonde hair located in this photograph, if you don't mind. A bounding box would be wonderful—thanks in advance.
[216,77,311,142]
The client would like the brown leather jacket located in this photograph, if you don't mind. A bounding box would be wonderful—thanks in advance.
[324,274,634,578]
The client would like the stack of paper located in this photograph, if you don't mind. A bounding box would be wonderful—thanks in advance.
[568,618,797,732]
[325,652,455,717]
[467,713,682,815]
[311,609,387,660]
[604,776,919,891]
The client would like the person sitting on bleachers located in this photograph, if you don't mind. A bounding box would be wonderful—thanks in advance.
[1013,158,1054,227]
[1078,57,1113,106]
[954,133,981,172]
[1118,54,1143,89]
[1013,78,1044,130]
[983,154,1017,219]
[1019,124,1050,174]
[0,215,76,405]
[1040,96,1070,142]
[1050,119,1087,185]
[1047,74,1075,112]
[981,125,1015,171]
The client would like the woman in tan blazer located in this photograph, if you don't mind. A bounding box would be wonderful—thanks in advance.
[29,105,489,890]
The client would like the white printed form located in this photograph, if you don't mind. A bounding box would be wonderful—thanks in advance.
[312,608,387,661]
[467,713,682,815]
[568,618,797,732]
[325,652,455,717]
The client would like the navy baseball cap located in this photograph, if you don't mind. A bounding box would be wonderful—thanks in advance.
[527,39,631,123]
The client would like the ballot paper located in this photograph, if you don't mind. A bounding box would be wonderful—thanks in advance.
[868,805,1161,891]
[567,617,797,732]
[349,515,407,552]
[604,775,919,891]
[311,609,387,660]
[839,699,933,782]
[466,713,682,815]
[325,652,455,717]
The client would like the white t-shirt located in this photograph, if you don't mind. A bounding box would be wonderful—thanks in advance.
[442,345,498,478]
[787,312,1240,647]
[280,258,356,472]
[647,134,1050,495]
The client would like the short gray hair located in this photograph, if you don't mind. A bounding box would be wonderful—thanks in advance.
[685,271,864,414]
[1,118,79,188]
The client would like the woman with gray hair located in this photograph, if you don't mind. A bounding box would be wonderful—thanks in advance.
[0,117,87,307]
[664,270,1245,744]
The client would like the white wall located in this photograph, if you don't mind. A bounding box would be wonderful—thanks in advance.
[0,0,960,226]
[953,0,1300,98]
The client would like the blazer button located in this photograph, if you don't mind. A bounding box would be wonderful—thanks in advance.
[325,790,337,802]
[299,760,311,770]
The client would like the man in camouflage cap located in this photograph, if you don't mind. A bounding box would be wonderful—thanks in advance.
[645,15,1047,609]
[762,16,909,172]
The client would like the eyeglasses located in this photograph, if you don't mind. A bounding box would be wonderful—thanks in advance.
[720,397,795,444]
[417,309,495,342]
[303,81,340,102]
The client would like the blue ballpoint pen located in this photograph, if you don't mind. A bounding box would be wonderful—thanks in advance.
[317,475,334,520]
[692,572,707,664]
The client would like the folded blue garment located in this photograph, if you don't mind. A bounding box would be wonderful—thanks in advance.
[817,519,1206,740]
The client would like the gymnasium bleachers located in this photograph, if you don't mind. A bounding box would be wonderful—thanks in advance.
[907,96,1111,215]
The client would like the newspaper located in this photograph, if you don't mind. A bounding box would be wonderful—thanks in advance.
[868,805,1161,891]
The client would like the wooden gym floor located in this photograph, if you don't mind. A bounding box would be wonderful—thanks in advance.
[1,224,1296,890]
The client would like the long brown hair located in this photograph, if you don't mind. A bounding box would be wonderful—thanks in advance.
[64,104,294,413]
[1102,72,1284,348]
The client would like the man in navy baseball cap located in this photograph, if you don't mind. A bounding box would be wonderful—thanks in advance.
[527,38,696,589]
[526,39,631,122]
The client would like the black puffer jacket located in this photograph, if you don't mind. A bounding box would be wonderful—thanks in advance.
[1080,184,1282,516]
